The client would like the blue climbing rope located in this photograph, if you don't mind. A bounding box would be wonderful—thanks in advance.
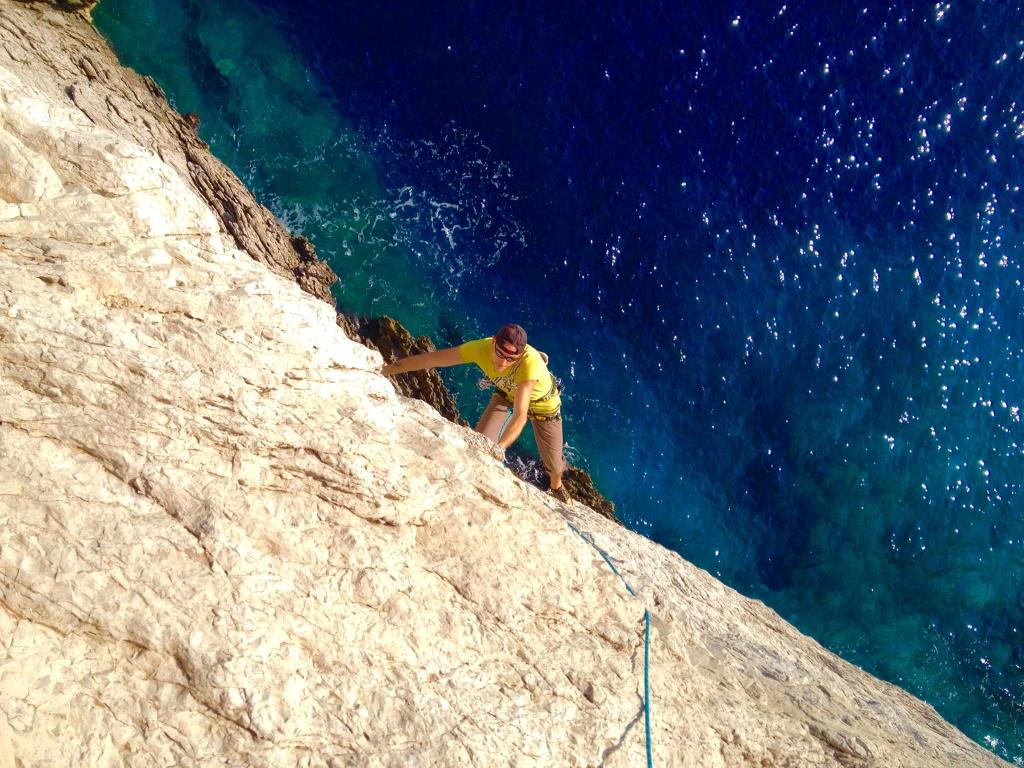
[562,517,653,767]
[565,520,636,596]
[494,427,654,764]
[644,609,652,768]
[496,408,514,442]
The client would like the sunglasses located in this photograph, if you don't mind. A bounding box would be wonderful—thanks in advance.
[493,342,522,362]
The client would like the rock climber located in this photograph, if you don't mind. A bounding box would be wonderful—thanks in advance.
[381,323,570,503]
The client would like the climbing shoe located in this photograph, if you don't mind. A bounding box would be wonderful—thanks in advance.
[549,485,572,505]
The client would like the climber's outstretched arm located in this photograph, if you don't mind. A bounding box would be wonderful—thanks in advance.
[381,346,464,376]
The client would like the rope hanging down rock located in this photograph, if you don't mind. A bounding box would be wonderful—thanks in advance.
[492,423,654,765]
[555,510,655,767]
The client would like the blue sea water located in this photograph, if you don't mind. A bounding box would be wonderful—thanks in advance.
[94,0,1024,760]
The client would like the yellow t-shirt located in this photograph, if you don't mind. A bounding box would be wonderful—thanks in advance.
[458,337,562,415]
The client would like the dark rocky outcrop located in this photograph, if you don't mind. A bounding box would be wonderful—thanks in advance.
[344,314,467,427]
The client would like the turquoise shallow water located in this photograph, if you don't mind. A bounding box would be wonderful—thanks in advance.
[92,0,448,328]
[95,0,1024,760]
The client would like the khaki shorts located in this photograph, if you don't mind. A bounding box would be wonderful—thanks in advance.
[475,393,565,476]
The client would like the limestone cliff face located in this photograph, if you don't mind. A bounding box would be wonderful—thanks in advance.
[0,4,1009,767]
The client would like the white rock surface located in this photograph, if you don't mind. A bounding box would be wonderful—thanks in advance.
[0,3,1010,767]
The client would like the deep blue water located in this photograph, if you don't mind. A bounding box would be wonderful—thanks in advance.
[95,0,1024,760]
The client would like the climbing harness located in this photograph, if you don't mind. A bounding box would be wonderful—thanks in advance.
[558,515,655,767]
[528,408,561,422]
[482,373,563,419]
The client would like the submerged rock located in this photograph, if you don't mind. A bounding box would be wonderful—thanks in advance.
[0,3,1008,767]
